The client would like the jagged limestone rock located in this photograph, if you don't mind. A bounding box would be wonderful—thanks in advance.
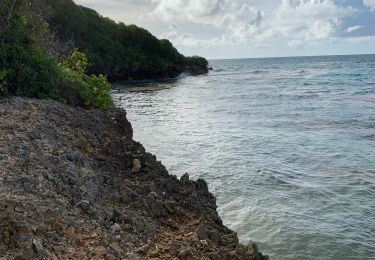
[0,97,268,259]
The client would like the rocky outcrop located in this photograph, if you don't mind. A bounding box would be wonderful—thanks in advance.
[184,65,209,76]
[0,97,268,259]
[106,64,208,82]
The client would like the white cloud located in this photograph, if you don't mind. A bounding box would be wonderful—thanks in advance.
[363,0,375,11]
[346,35,375,43]
[149,0,264,45]
[271,0,356,41]
[288,39,304,48]
[75,0,375,57]
[152,0,357,50]
[159,24,178,39]
[345,25,364,33]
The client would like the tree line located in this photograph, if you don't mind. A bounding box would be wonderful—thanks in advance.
[0,0,208,108]
[0,0,112,108]
[46,0,208,80]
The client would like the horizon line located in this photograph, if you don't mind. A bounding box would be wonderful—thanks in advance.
[208,52,375,61]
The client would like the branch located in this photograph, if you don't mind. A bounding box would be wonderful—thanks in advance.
[6,0,17,23]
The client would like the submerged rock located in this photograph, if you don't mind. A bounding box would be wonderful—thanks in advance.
[0,97,268,259]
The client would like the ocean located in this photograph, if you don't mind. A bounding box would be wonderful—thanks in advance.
[112,54,375,259]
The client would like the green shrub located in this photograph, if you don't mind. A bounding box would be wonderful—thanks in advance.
[84,74,112,109]
[0,70,7,94]
[59,50,112,109]
[0,14,112,109]
[0,15,63,99]
[60,49,88,74]
[185,56,209,68]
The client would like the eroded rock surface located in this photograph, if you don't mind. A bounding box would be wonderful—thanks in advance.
[0,97,268,259]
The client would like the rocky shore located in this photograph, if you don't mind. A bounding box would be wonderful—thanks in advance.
[108,64,209,82]
[0,97,268,259]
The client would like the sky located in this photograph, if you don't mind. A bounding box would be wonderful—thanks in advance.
[75,0,375,59]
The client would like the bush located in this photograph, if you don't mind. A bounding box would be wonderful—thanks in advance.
[185,56,209,68]
[0,70,7,94]
[59,50,112,109]
[60,49,88,74]
[0,16,112,109]
[0,15,63,99]
[84,74,112,109]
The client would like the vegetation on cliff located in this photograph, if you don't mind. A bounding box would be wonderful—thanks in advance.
[43,0,186,80]
[0,0,208,107]
[42,0,208,80]
[0,0,112,108]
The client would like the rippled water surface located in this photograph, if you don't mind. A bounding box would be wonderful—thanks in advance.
[112,55,375,259]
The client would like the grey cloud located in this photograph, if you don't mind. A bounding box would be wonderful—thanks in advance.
[74,0,375,57]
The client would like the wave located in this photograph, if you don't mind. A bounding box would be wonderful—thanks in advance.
[251,69,269,74]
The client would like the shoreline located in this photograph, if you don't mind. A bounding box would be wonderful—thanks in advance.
[0,97,268,259]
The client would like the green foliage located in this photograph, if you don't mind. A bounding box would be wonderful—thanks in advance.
[0,14,62,99]
[60,50,112,109]
[0,70,7,94]
[0,6,112,109]
[185,56,209,68]
[83,74,112,109]
[60,49,88,74]
[41,0,205,80]
[0,0,207,111]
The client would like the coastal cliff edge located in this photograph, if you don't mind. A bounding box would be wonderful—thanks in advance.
[0,97,268,260]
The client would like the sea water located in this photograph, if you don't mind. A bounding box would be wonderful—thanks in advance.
[112,55,375,259]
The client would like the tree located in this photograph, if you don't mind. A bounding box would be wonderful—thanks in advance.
[41,0,207,81]
[0,0,112,109]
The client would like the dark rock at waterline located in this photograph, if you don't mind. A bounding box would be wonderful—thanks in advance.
[0,97,268,259]
[185,64,209,76]
[105,63,209,82]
